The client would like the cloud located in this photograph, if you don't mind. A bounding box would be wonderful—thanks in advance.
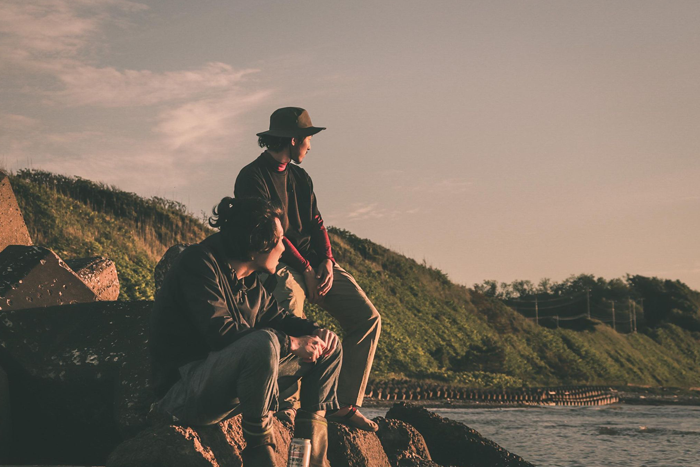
[0,114,40,131]
[0,0,145,65]
[339,202,420,223]
[52,63,260,107]
[347,203,384,220]
[0,0,274,208]
[155,89,271,153]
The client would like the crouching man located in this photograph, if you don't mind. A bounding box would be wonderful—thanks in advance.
[149,196,341,467]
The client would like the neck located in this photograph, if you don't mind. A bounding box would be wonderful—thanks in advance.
[267,148,291,165]
[228,260,256,280]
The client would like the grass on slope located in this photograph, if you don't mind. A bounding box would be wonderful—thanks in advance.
[10,170,209,300]
[8,170,700,388]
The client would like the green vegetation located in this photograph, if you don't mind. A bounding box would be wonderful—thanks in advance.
[8,170,700,388]
[10,170,210,300]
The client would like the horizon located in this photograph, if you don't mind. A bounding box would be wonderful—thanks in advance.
[2,0,698,290]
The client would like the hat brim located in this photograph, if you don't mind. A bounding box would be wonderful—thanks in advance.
[256,126,325,138]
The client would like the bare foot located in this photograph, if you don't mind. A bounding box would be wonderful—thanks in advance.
[328,406,378,432]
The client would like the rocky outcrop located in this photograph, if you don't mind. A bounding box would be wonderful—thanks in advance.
[0,245,99,311]
[327,422,391,467]
[387,402,534,467]
[108,414,395,467]
[0,171,32,253]
[0,301,153,465]
[375,417,433,466]
[67,256,120,301]
[107,414,293,467]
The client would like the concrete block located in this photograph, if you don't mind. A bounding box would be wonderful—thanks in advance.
[0,364,9,463]
[0,172,32,253]
[0,246,98,311]
[66,257,120,301]
[0,301,153,465]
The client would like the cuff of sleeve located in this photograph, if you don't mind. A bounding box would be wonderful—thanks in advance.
[270,329,291,357]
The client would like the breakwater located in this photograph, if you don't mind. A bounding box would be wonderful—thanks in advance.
[365,383,619,406]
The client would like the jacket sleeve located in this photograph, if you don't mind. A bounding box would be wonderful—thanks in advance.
[281,237,311,272]
[307,174,335,264]
[177,248,255,351]
[257,285,320,338]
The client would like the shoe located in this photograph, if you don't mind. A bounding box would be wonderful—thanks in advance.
[326,405,378,432]
[241,418,278,467]
[295,410,330,467]
[275,407,297,425]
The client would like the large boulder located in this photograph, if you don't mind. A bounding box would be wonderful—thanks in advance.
[375,417,435,467]
[386,402,534,467]
[0,172,32,253]
[0,245,98,311]
[327,422,391,467]
[107,414,293,467]
[67,256,120,301]
[0,301,153,465]
[0,364,9,463]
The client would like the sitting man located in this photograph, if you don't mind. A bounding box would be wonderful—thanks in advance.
[235,107,381,431]
[149,196,342,467]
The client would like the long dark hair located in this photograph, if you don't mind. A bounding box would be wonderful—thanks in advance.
[209,197,283,260]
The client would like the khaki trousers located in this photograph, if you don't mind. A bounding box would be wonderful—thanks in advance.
[265,263,381,407]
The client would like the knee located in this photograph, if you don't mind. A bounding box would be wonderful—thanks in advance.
[240,329,281,366]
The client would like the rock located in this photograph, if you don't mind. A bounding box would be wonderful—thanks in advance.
[0,364,10,463]
[67,256,120,301]
[154,243,189,293]
[0,245,98,311]
[386,402,534,467]
[0,172,32,253]
[327,421,391,467]
[107,414,293,467]
[0,301,153,465]
[375,417,433,466]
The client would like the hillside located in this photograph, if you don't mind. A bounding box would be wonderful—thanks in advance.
[9,169,700,388]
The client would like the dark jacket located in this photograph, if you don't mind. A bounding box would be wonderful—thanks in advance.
[149,233,320,398]
[234,152,333,270]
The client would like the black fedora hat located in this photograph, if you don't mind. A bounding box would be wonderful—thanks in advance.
[256,107,326,138]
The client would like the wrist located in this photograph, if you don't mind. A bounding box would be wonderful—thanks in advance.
[289,336,300,352]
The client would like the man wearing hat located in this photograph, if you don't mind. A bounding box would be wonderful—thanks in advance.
[234,107,381,431]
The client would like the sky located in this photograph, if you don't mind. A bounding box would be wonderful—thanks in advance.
[1,0,699,290]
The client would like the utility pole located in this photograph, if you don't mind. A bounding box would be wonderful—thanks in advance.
[556,315,559,329]
[612,301,616,332]
[629,300,633,333]
[632,302,637,333]
[586,289,591,319]
[535,295,539,326]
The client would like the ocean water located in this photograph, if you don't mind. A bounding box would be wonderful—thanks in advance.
[363,405,700,467]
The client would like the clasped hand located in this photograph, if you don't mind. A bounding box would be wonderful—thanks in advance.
[289,328,339,363]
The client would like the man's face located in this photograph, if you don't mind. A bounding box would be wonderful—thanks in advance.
[291,135,312,164]
[252,218,285,274]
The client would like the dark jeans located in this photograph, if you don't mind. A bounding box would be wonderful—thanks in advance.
[154,329,341,425]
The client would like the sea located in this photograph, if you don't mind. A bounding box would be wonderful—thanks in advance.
[363,404,700,467]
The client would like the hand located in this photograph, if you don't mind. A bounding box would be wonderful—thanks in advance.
[313,328,339,357]
[303,266,320,304]
[290,335,326,363]
[316,259,334,298]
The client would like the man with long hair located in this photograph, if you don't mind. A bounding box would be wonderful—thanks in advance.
[149,197,341,467]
